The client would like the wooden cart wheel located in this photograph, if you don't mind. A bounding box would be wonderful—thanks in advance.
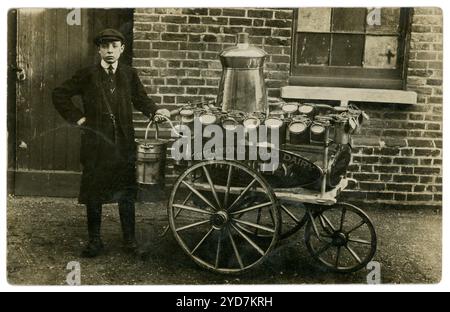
[304,203,377,273]
[168,160,281,274]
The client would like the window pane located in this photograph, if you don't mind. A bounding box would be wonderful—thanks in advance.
[297,33,331,65]
[297,8,332,33]
[330,34,364,66]
[332,8,367,33]
[366,8,401,34]
[364,35,399,69]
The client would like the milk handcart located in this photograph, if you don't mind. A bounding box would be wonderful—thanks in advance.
[141,34,377,274]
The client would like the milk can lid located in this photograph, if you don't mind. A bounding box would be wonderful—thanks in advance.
[220,33,267,58]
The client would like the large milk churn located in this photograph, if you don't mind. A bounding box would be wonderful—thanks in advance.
[217,33,268,114]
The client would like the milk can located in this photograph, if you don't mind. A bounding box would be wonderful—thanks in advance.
[310,116,331,144]
[135,122,168,186]
[288,116,311,145]
[264,117,286,146]
[217,33,268,114]
[299,104,316,119]
[282,102,299,118]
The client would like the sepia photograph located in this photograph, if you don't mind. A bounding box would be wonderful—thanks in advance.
[6,6,442,286]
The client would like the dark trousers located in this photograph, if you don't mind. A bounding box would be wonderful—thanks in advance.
[86,200,136,243]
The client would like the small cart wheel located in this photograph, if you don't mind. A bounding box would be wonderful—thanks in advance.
[304,203,377,273]
[168,160,281,274]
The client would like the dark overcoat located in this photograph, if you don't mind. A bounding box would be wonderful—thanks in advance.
[53,63,157,204]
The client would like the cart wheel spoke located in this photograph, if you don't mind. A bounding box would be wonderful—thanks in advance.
[269,209,275,226]
[345,246,363,264]
[172,192,194,221]
[348,238,372,246]
[191,227,214,255]
[319,214,336,232]
[255,208,262,235]
[308,210,331,241]
[231,224,265,256]
[215,230,222,269]
[202,166,223,210]
[182,181,217,211]
[228,228,244,269]
[335,246,342,268]
[314,242,333,257]
[278,203,309,239]
[346,220,367,234]
[281,204,300,223]
[308,210,322,238]
[339,207,347,231]
[230,202,273,216]
[162,192,193,236]
[182,192,193,205]
[223,165,233,208]
[227,178,258,212]
[232,219,275,234]
[176,220,210,232]
[173,204,214,215]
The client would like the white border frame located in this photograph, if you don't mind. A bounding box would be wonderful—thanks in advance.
[0,0,447,292]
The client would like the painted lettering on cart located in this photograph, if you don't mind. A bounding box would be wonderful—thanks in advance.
[281,151,318,171]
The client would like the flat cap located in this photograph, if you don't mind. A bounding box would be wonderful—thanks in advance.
[94,28,125,45]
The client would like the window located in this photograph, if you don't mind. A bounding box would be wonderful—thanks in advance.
[291,8,412,90]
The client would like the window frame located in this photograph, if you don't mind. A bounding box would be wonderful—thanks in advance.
[289,8,413,90]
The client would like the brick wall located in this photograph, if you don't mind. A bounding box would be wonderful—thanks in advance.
[133,8,292,105]
[132,7,443,209]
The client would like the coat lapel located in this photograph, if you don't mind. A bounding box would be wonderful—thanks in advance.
[112,63,132,140]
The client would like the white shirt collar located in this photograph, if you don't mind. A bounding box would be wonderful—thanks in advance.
[101,60,118,74]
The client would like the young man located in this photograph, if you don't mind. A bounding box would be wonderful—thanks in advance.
[53,28,169,257]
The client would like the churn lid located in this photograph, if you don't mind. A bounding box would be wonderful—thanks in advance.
[219,33,267,68]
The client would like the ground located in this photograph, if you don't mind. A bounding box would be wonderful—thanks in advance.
[7,195,441,285]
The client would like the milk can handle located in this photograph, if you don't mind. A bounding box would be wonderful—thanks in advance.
[144,114,183,141]
[145,120,159,141]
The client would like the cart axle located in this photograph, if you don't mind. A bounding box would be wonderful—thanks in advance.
[211,211,229,230]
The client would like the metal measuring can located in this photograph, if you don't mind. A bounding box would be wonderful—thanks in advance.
[288,116,311,145]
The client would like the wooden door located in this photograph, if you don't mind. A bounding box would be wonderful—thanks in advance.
[11,8,134,196]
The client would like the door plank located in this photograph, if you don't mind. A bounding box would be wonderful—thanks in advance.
[52,9,70,170]
[16,9,33,170]
[29,10,45,170]
[41,9,57,170]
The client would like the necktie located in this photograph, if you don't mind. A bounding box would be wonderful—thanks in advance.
[104,65,118,143]
[107,65,115,94]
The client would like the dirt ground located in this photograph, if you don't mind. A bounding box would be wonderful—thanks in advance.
[7,195,441,285]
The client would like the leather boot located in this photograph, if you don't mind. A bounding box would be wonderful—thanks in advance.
[81,202,104,258]
[119,200,138,254]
